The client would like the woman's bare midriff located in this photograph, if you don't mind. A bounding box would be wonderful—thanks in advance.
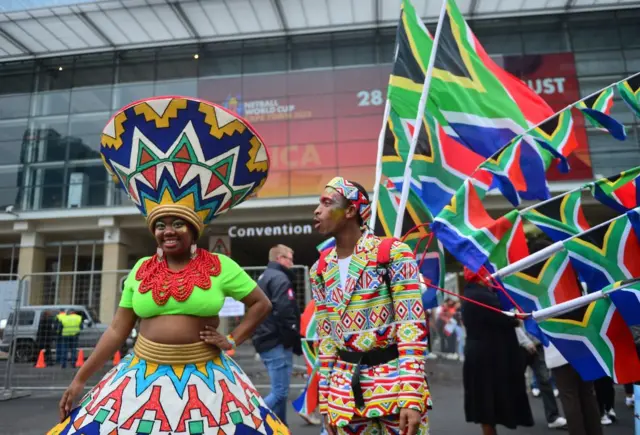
[138,315,220,345]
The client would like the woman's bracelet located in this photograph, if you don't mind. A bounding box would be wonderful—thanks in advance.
[226,334,237,350]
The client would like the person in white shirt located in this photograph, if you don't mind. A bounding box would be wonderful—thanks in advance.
[543,342,603,435]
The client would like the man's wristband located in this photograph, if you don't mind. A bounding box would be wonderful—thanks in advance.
[226,334,237,350]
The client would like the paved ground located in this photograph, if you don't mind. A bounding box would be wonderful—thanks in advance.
[0,357,636,435]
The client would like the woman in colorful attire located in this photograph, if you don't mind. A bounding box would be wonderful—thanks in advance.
[49,97,288,435]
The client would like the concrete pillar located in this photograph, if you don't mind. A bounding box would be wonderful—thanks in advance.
[99,218,129,324]
[14,224,46,305]
[209,235,232,334]
[57,255,75,305]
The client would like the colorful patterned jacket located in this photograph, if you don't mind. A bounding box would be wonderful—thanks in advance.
[310,233,429,427]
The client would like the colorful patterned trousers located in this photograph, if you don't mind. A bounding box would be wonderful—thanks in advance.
[336,413,429,435]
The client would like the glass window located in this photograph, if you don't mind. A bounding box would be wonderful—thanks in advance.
[68,112,109,159]
[472,23,523,55]
[7,310,35,326]
[0,167,23,209]
[65,164,108,208]
[0,93,32,120]
[522,27,568,54]
[378,29,397,64]
[588,127,640,176]
[291,35,332,70]
[156,46,199,81]
[30,116,69,163]
[624,49,640,74]
[73,53,115,87]
[242,39,288,74]
[113,82,155,109]
[569,14,620,52]
[118,50,156,84]
[0,119,28,165]
[28,166,66,210]
[154,79,198,98]
[34,89,72,117]
[574,51,626,77]
[0,63,34,119]
[199,42,243,77]
[70,86,113,114]
[333,32,376,66]
[619,22,640,48]
[37,59,74,92]
[35,59,74,115]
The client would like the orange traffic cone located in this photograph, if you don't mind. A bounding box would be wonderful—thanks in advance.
[35,349,47,368]
[112,351,121,365]
[75,349,85,368]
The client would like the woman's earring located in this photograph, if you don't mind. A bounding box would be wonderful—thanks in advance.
[156,247,164,261]
[190,243,197,259]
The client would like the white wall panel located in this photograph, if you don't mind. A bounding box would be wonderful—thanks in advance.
[85,11,131,44]
[280,0,307,29]
[227,0,262,33]
[181,2,216,37]
[201,1,239,35]
[39,16,88,49]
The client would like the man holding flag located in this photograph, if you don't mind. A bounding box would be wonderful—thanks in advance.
[310,177,430,435]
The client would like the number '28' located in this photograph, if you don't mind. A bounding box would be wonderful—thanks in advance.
[357,89,384,107]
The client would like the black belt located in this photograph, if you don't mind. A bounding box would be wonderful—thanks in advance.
[338,344,399,409]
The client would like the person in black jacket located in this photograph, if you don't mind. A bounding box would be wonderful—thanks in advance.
[35,310,56,366]
[461,268,534,435]
[253,244,301,425]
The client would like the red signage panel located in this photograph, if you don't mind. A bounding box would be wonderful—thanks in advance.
[198,52,592,199]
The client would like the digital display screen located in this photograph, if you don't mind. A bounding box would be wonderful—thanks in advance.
[198,52,591,199]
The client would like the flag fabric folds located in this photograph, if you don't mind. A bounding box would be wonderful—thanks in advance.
[401,0,572,160]
[521,189,590,242]
[293,301,320,416]
[501,249,582,314]
[588,166,640,214]
[386,4,492,218]
[602,278,640,328]
[479,137,553,206]
[432,179,521,272]
[575,87,626,140]
[617,73,640,119]
[373,178,445,289]
[539,297,640,384]
[562,213,640,292]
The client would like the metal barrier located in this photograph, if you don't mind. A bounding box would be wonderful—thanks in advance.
[0,273,23,397]
[0,265,311,394]
[2,271,130,393]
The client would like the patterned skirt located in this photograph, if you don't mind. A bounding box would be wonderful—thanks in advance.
[48,336,289,435]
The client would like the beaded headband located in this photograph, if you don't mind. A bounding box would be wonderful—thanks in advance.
[326,177,371,224]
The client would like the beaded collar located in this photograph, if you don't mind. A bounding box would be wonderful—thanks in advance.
[136,248,222,305]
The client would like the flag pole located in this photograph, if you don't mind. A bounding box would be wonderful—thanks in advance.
[492,206,640,279]
[393,0,448,238]
[531,290,605,321]
[531,278,639,321]
[369,99,392,229]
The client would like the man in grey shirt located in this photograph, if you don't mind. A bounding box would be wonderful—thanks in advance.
[516,325,567,429]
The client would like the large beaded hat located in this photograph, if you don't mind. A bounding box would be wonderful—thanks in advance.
[100,96,269,237]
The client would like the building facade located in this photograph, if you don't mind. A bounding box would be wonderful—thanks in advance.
[0,1,639,322]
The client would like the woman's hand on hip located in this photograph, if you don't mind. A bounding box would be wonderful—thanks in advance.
[199,325,232,350]
[59,379,85,422]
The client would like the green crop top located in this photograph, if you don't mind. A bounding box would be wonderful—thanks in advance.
[119,253,256,318]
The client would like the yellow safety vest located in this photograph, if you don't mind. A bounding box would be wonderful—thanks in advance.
[60,314,82,337]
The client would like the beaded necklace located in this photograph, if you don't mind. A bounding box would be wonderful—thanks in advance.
[136,248,222,305]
